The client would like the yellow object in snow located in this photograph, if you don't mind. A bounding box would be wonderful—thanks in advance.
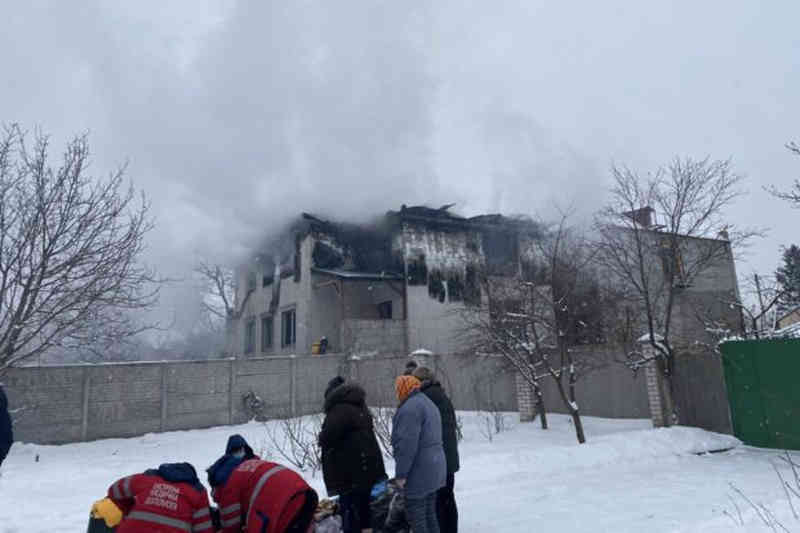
[91,498,123,527]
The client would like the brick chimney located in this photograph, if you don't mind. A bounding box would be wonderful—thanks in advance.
[622,206,655,227]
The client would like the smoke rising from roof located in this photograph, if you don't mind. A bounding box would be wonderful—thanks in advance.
[2,0,799,339]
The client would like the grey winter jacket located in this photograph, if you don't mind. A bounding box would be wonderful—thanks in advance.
[391,389,446,500]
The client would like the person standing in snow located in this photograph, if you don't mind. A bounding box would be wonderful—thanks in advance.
[0,384,12,467]
[391,375,446,533]
[403,360,418,376]
[207,434,318,533]
[413,367,459,533]
[318,376,387,533]
[107,462,214,533]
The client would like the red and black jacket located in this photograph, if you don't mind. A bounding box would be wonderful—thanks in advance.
[208,436,317,533]
[108,463,213,533]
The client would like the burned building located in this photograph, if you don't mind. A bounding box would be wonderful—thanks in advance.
[231,205,544,357]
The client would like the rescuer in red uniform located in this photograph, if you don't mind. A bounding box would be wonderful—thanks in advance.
[107,462,214,533]
[207,434,318,533]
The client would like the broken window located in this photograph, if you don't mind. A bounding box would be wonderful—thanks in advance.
[261,315,273,351]
[428,270,446,303]
[294,236,302,282]
[464,264,482,306]
[377,300,393,319]
[312,242,345,270]
[244,318,255,355]
[447,272,464,302]
[282,309,296,347]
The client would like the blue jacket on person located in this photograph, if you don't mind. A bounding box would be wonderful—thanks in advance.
[391,389,446,500]
[0,385,13,466]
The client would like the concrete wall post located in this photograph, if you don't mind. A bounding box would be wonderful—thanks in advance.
[228,358,235,424]
[515,373,536,422]
[641,343,666,427]
[160,364,168,432]
[81,367,90,441]
[290,355,297,417]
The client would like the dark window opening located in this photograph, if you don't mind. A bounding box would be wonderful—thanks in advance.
[244,319,255,354]
[447,272,464,302]
[282,309,296,347]
[294,236,302,282]
[407,253,428,286]
[261,315,273,351]
[464,264,482,306]
[312,242,345,270]
[378,300,393,319]
[428,270,446,303]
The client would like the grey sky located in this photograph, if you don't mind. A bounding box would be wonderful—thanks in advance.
[1,1,798,325]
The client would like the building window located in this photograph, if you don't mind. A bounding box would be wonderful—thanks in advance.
[378,300,393,319]
[247,271,257,292]
[261,315,273,351]
[244,319,255,355]
[282,309,296,347]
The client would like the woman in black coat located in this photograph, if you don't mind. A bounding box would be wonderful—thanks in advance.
[318,376,386,533]
[413,367,459,533]
[0,385,13,467]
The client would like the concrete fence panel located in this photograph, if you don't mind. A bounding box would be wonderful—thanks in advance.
[3,348,674,445]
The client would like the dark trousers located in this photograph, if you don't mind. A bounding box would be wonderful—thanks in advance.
[406,492,439,533]
[339,487,372,533]
[436,472,458,533]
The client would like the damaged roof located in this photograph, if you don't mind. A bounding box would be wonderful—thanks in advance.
[311,267,403,281]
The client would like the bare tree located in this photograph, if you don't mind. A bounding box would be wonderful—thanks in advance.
[729,273,785,339]
[460,285,549,432]
[194,260,255,357]
[691,272,785,355]
[594,157,755,426]
[0,125,160,374]
[769,142,800,206]
[462,211,609,443]
[195,261,238,321]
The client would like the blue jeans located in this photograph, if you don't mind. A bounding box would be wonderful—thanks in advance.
[406,492,440,533]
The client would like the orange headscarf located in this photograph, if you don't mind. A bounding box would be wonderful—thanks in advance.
[395,375,421,404]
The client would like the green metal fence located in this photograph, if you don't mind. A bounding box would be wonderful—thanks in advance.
[720,338,800,450]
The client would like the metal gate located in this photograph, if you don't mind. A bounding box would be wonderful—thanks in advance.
[720,338,800,449]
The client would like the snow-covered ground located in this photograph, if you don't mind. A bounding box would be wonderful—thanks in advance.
[1,412,798,532]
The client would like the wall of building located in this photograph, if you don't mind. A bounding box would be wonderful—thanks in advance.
[310,275,342,352]
[405,286,469,354]
[399,222,479,355]
[342,281,404,320]
[669,238,741,343]
[341,319,406,356]
[237,236,314,357]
